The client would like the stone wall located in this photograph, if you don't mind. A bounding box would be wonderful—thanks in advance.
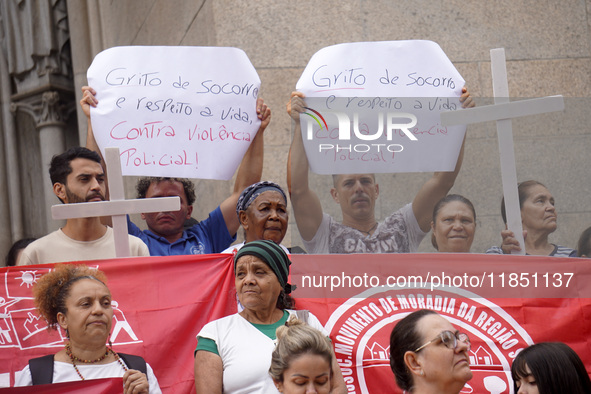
[61,0,591,253]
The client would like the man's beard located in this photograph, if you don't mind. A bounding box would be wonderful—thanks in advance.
[65,187,104,204]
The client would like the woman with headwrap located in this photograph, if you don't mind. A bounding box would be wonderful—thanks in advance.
[223,181,290,254]
[194,240,346,393]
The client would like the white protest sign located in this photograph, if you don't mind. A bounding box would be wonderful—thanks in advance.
[295,40,466,174]
[87,46,261,179]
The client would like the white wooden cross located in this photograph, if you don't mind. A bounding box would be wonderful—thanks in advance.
[441,48,564,255]
[52,147,180,257]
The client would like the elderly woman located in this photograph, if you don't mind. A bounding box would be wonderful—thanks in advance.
[15,264,161,393]
[511,342,591,394]
[390,309,472,394]
[194,240,346,393]
[486,180,576,256]
[430,195,476,253]
[223,181,289,254]
[269,318,334,394]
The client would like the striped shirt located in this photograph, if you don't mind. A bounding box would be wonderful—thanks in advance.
[485,244,577,257]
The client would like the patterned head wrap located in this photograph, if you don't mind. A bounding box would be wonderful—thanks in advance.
[236,181,287,219]
[234,240,293,294]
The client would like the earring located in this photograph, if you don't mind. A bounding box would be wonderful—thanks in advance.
[420,370,424,376]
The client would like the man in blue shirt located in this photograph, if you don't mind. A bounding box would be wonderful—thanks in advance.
[81,86,270,256]
[127,176,238,256]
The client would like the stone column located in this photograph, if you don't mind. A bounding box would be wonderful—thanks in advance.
[1,0,74,235]
[11,91,69,232]
[0,52,18,258]
[39,92,67,231]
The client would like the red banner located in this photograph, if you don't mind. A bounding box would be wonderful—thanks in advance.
[0,253,589,394]
[290,254,591,394]
[0,254,237,393]
[0,378,123,393]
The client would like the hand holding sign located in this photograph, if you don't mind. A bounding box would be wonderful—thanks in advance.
[87,46,262,180]
[295,40,467,175]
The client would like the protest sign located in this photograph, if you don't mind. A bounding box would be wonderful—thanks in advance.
[87,46,261,179]
[295,40,466,174]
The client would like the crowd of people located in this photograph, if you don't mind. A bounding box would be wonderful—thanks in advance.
[3,78,589,393]
[6,86,588,264]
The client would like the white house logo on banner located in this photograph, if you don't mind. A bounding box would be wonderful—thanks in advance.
[0,268,142,351]
[325,286,532,394]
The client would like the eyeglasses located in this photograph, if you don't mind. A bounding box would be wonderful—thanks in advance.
[414,330,470,353]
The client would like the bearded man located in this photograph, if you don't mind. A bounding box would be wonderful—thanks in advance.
[17,147,148,265]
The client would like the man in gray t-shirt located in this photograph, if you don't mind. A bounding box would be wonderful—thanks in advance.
[287,91,472,254]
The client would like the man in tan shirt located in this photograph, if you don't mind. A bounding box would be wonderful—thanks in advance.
[18,147,149,265]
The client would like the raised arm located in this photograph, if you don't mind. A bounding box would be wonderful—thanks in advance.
[286,92,324,241]
[81,86,101,158]
[412,87,474,232]
[219,98,270,236]
[80,86,112,226]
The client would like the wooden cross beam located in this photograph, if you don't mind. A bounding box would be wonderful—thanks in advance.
[52,147,180,257]
[441,48,564,254]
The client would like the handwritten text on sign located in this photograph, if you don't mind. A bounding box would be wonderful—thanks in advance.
[87,46,261,179]
[296,41,466,174]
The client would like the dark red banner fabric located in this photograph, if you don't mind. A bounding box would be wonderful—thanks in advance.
[0,253,589,394]
[290,253,591,394]
[0,378,123,393]
[0,254,237,393]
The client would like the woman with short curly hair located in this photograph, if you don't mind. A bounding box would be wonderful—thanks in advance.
[15,264,161,393]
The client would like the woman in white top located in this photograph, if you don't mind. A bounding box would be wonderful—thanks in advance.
[15,264,161,393]
[195,240,346,393]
